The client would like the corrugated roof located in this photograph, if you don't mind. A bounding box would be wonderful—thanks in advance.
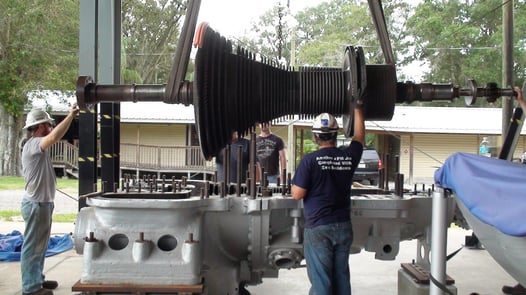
[283,106,524,135]
[367,106,522,135]
[120,102,195,124]
[26,92,195,124]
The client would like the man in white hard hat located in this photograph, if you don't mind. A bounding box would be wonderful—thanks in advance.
[20,104,79,295]
[291,107,364,295]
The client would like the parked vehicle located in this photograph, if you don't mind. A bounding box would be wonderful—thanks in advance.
[353,147,382,185]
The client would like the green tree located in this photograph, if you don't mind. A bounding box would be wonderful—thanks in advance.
[514,1,526,84]
[293,0,411,67]
[121,0,186,84]
[243,0,526,107]
[404,0,526,106]
[0,0,79,176]
[294,0,372,66]
[240,0,412,156]
[237,3,293,65]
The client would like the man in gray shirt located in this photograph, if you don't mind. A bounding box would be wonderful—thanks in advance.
[20,104,78,295]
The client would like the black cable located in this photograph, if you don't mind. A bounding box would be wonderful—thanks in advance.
[427,245,463,295]
[429,273,456,295]
[56,188,78,202]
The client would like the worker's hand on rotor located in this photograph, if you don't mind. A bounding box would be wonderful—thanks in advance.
[69,102,80,117]
[514,86,526,112]
[515,87,524,103]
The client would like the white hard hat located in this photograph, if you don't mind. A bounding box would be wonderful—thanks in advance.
[23,109,54,129]
[312,113,338,134]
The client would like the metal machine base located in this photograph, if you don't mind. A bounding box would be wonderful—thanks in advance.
[398,264,457,295]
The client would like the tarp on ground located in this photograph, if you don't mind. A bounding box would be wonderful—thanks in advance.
[0,230,73,262]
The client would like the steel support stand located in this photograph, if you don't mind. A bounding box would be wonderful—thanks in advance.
[430,188,448,295]
[78,0,99,205]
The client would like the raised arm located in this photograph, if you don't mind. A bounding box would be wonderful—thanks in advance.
[515,86,526,112]
[352,107,365,144]
[40,103,79,150]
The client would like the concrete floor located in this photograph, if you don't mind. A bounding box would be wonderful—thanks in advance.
[0,221,516,295]
[0,190,518,294]
[249,227,517,295]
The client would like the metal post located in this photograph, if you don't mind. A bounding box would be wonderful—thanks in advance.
[99,0,121,192]
[224,144,230,185]
[236,145,242,196]
[430,188,448,295]
[384,153,390,190]
[502,0,514,135]
[78,0,99,207]
[249,132,257,199]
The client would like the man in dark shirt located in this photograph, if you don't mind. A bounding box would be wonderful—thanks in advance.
[256,122,286,184]
[216,131,250,183]
[292,108,364,295]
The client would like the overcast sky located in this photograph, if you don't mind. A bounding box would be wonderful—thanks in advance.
[196,0,425,81]
[197,0,326,38]
[197,0,421,38]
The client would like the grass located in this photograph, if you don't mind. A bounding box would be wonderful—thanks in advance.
[0,176,79,190]
[0,210,76,223]
[0,176,79,223]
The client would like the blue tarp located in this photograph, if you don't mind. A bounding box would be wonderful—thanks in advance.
[435,152,526,237]
[0,230,74,262]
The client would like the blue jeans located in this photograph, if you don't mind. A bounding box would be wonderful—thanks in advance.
[304,221,353,295]
[21,199,54,293]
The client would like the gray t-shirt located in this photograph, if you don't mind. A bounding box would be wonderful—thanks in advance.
[22,137,56,202]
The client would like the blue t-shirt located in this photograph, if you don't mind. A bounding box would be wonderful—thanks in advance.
[292,141,363,228]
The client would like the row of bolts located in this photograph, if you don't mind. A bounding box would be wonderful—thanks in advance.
[121,174,188,193]
[120,171,292,200]
[119,172,436,198]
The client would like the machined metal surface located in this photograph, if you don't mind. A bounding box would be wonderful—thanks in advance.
[193,24,355,159]
[73,182,454,294]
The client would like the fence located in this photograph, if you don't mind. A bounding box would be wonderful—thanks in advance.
[50,142,215,176]
[119,143,215,173]
[49,141,78,169]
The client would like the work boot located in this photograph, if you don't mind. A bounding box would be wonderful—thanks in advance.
[502,284,526,295]
[22,288,54,295]
[42,280,58,290]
